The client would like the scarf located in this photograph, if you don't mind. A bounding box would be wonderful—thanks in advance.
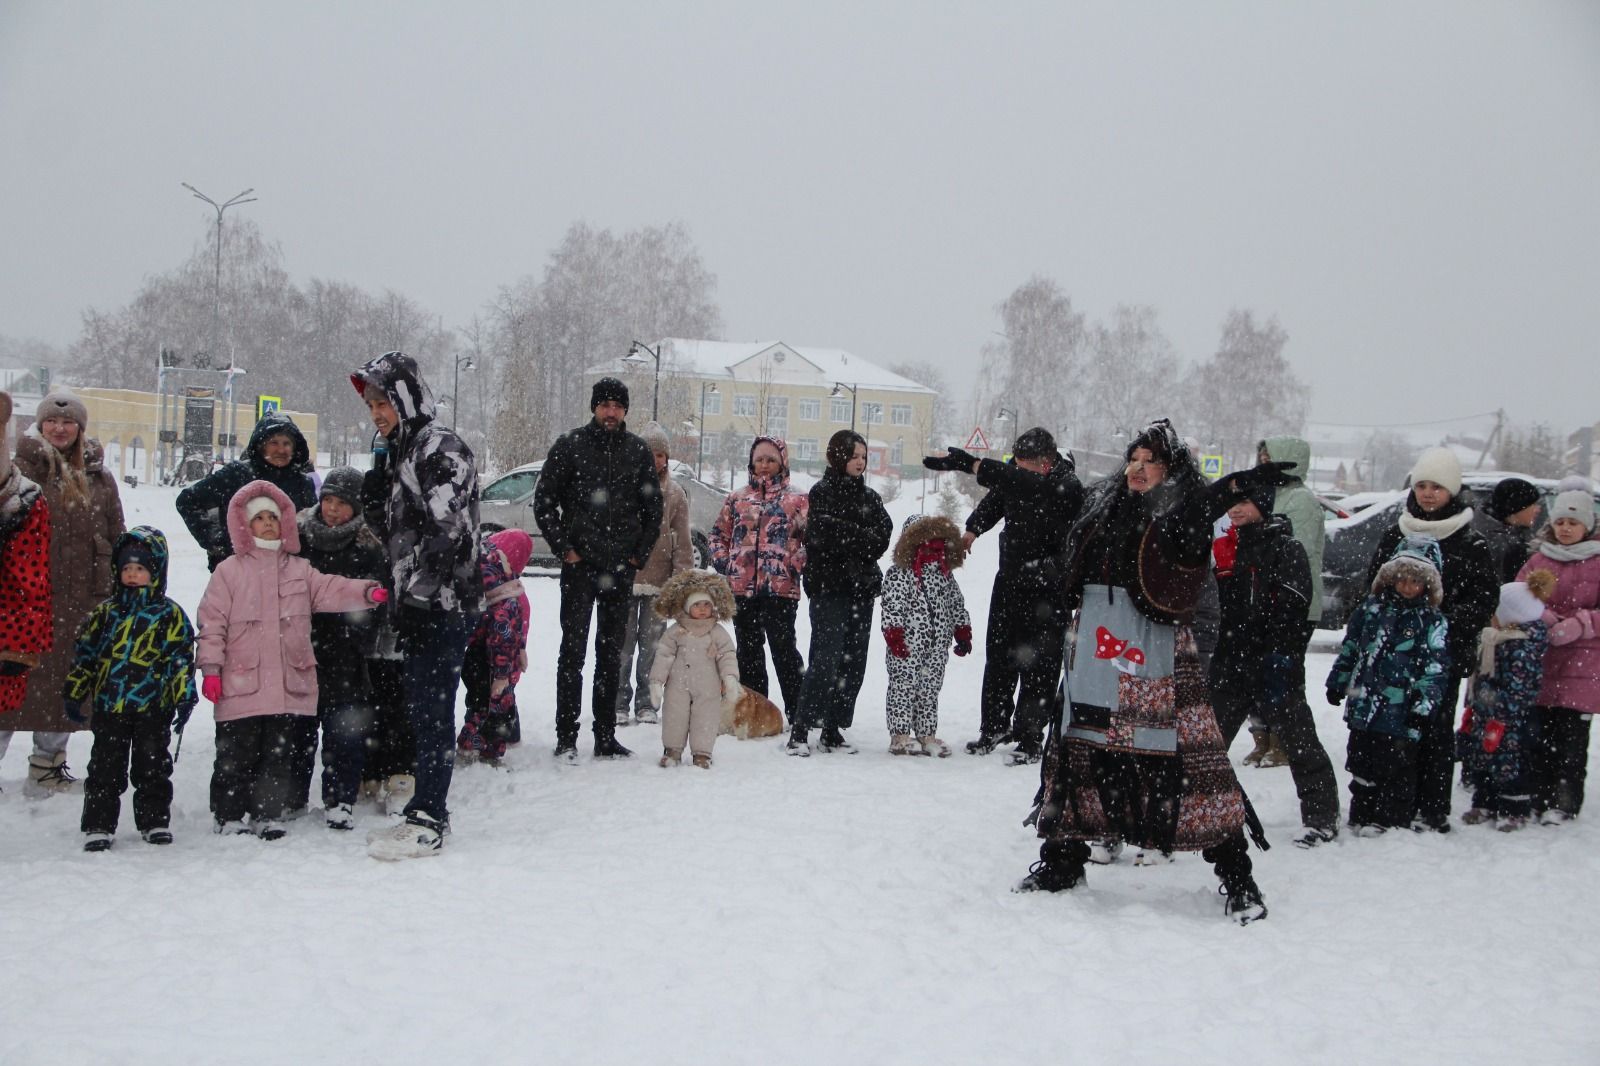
[1538,539,1600,563]
[1398,493,1474,540]
[253,537,282,552]
[913,539,950,583]
[1478,624,1529,678]
[299,508,367,554]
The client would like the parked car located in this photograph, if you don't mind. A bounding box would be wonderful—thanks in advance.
[1318,472,1600,630]
[478,459,728,570]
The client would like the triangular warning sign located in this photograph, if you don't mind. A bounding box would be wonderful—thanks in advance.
[965,426,991,450]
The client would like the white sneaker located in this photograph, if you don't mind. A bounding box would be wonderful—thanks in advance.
[256,820,287,841]
[214,819,251,836]
[888,734,920,756]
[636,707,659,725]
[1132,850,1174,866]
[83,832,113,852]
[615,708,632,726]
[326,803,355,831]
[368,812,445,860]
[1539,809,1574,826]
[383,774,415,817]
[1086,841,1124,865]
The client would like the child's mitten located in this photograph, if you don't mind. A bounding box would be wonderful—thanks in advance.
[953,624,972,657]
[883,627,910,659]
[1482,718,1507,754]
[721,675,741,714]
[1548,615,1586,646]
[201,674,223,703]
[63,699,87,726]
[648,681,665,709]
[1458,705,1475,736]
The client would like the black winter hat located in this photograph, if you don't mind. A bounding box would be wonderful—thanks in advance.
[1489,477,1541,520]
[320,466,365,508]
[590,377,630,412]
[1012,427,1057,461]
[116,540,158,579]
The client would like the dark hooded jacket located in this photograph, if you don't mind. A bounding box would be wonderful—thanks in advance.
[533,416,663,573]
[1210,514,1313,695]
[803,467,893,599]
[351,351,483,615]
[177,413,316,571]
[965,453,1084,592]
[63,526,196,719]
[297,504,389,704]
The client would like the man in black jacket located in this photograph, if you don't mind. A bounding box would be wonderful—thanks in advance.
[1208,470,1341,847]
[925,427,1084,764]
[534,378,663,761]
[176,413,317,570]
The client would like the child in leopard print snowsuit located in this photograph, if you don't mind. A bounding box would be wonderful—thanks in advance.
[880,515,972,757]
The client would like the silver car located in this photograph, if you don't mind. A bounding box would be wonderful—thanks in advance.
[478,459,728,570]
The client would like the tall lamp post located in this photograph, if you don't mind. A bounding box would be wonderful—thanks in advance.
[994,406,1017,456]
[693,381,719,479]
[831,381,859,434]
[624,340,662,421]
[451,353,475,430]
[180,183,256,363]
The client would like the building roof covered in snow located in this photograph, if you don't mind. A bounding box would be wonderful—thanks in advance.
[588,339,935,395]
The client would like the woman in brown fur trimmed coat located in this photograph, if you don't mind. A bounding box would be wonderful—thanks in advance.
[648,570,739,769]
[880,515,972,757]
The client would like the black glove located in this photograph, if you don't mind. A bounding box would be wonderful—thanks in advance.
[1326,689,1344,707]
[173,702,194,735]
[64,699,88,726]
[361,467,389,513]
[1261,652,1294,709]
[923,447,977,473]
[0,660,29,678]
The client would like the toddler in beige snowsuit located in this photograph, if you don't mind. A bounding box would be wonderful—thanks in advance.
[649,570,739,768]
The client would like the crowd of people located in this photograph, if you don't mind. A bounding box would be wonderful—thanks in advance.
[1,364,1596,922]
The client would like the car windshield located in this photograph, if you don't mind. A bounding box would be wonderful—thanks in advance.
[482,470,537,503]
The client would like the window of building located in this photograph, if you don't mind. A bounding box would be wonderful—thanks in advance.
[798,397,821,421]
[700,432,719,457]
[733,394,757,418]
[795,437,819,460]
[830,397,851,423]
[891,404,912,426]
[890,439,904,467]
[861,403,884,425]
[765,395,789,437]
[703,389,722,415]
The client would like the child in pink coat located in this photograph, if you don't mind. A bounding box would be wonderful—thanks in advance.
[457,529,533,766]
[196,481,385,839]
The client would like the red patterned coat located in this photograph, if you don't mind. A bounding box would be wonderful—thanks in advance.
[0,476,53,716]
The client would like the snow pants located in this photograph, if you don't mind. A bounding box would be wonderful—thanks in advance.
[661,683,720,758]
[321,701,375,809]
[1346,730,1419,830]
[211,715,299,825]
[1533,706,1591,816]
[731,592,805,716]
[885,645,950,737]
[616,592,667,715]
[1213,672,1340,831]
[1412,677,1462,825]
[798,591,876,732]
[81,714,173,834]
[457,641,517,761]
[978,568,1065,746]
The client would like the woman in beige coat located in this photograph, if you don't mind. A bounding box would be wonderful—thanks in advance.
[648,570,739,768]
[3,390,125,796]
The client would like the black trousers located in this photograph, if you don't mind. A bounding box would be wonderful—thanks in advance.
[1346,730,1419,829]
[731,593,806,715]
[1533,706,1592,816]
[979,570,1065,744]
[211,715,299,824]
[81,713,173,834]
[364,658,414,781]
[1413,677,1462,823]
[797,591,875,732]
[556,560,633,747]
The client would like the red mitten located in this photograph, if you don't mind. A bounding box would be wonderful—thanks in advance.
[368,586,389,604]
[883,627,910,659]
[1458,706,1475,736]
[1482,718,1506,754]
[201,675,223,703]
[1212,525,1239,576]
[953,624,972,657]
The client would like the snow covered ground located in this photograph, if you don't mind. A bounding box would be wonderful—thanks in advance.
[3,483,1597,1065]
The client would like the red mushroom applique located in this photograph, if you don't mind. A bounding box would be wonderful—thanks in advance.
[1094,626,1146,673]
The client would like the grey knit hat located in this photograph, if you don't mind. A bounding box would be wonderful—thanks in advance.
[319,466,365,508]
[1549,490,1596,532]
[36,389,89,430]
[638,420,671,455]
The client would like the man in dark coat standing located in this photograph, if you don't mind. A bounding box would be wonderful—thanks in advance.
[177,412,317,571]
[534,378,663,762]
[925,427,1084,764]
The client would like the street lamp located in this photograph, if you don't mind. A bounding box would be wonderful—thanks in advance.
[624,340,662,421]
[831,381,859,434]
[180,183,256,366]
[994,406,1017,457]
[694,381,719,479]
[451,353,475,430]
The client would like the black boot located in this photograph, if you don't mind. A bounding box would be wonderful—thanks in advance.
[817,727,858,754]
[966,731,1009,756]
[593,735,633,760]
[1013,844,1086,893]
[1220,877,1268,924]
[786,723,811,757]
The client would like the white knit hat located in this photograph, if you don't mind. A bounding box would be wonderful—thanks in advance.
[245,496,281,521]
[1497,582,1545,626]
[684,590,713,612]
[1550,489,1596,532]
[1409,447,1462,496]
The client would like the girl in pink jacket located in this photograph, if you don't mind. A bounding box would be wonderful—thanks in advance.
[197,481,385,839]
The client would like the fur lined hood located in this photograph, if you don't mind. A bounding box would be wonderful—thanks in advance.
[654,568,737,621]
[1372,533,1444,606]
[226,479,301,556]
[891,514,967,571]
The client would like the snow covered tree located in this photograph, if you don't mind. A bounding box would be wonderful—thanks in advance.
[1496,423,1565,478]
[976,275,1087,452]
[1179,309,1308,471]
[1080,305,1182,454]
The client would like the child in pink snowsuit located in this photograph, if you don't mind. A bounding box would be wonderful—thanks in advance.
[648,569,739,769]
[457,529,533,765]
[196,481,385,839]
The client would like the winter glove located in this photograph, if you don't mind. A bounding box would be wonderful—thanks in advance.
[367,585,389,605]
[360,465,388,514]
[63,699,88,726]
[1547,615,1586,646]
[1458,706,1476,736]
[649,681,666,709]
[173,702,195,735]
[1260,652,1294,709]
[201,675,223,703]
[883,627,910,659]
[1482,718,1506,754]
[1325,687,1344,707]
[922,448,977,473]
[953,624,973,657]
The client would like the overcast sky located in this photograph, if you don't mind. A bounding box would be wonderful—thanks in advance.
[3,1,1597,435]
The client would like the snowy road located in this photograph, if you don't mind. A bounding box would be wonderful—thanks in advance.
[2,484,1595,1065]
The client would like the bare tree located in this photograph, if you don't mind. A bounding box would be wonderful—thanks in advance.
[1180,309,1308,470]
[1080,305,1181,453]
[1496,423,1565,478]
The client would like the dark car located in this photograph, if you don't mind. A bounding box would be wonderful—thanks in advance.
[1318,473,1599,630]
[479,459,726,570]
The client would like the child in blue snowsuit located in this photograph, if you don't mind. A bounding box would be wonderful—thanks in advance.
[1326,534,1450,834]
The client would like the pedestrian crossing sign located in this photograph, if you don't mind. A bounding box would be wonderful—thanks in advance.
[257,394,282,421]
[1201,454,1224,478]
[966,426,991,451]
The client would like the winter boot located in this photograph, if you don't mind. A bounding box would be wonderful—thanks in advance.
[326,803,356,831]
[636,707,659,725]
[1133,849,1175,866]
[1007,736,1043,766]
[594,735,633,760]
[1460,807,1494,826]
[368,810,447,860]
[965,731,1009,756]
[141,828,174,846]
[1539,808,1573,826]
[888,733,920,756]
[1221,878,1268,925]
[918,735,951,758]
[256,821,288,841]
[1256,734,1290,769]
[659,747,683,768]
[553,741,580,765]
[1241,729,1272,767]
[1497,814,1529,832]
[1013,847,1086,893]
[83,832,113,852]
[213,819,251,836]
[24,751,79,798]
[1293,825,1338,849]
[785,723,812,757]
[817,727,858,754]
[1087,840,1124,865]
[614,708,632,727]
[383,774,416,816]
[692,752,712,769]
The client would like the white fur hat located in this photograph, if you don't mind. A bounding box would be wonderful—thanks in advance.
[684,590,713,611]
[1550,490,1596,532]
[244,495,281,521]
[1409,447,1462,497]
[1497,582,1545,626]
